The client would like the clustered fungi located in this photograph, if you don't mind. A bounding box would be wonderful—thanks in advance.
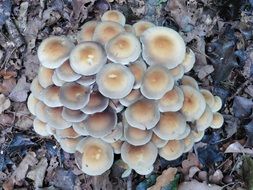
[27,10,224,176]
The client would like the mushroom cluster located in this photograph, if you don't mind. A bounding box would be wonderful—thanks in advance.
[27,10,224,176]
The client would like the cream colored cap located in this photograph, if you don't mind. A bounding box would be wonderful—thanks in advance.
[35,101,48,122]
[181,75,199,90]
[62,107,87,123]
[27,93,39,115]
[196,104,213,131]
[33,118,50,136]
[119,89,142,107]
[210,112,224,129]
[77,21,99,43]
[211,96,222,112]
[128,58,147,89]
[110,140,123,154]
[151,133,168,148]
[102,122,123,143]
[101,10,126,26]
[200,89,215,108]
[159,140,184,161]
[55,127,80,139]
[37,66,54,88]
[52,71,65,86]
[72,121,90,136]
[41,85,62,107]
[30,77,44,101]
[133,20,155,37]
[59,137,83,154]
[168,64,184,81]
[182,48,195,73]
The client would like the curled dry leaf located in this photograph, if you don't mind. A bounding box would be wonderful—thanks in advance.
[0,94,11,114]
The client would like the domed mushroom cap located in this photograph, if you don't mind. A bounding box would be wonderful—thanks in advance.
[121,141,157,169]
[35,101,48,123]
[182,133,195,153]
[59,82,91,110]
[200,89,215,108]
[180,85,206,121]
[41,85,62,107]
[76,75,96,86]
[77,21,99,43]
[210,112,224,129]
[96,63,134,99]
[93,21,124,45]
[168,64,184,81]
[33,118,50,136]
[55,60,81,82]
[62,107,87,123]
[45,107,72,129]
[211,96,222,112]
[119,89,142,107]
[124,98,160,130]
[151,133,168,148]
[30,77,44,101]
[153,112,186,140]
[85,107,117,138]
[81,91,109,114]
[174,124,191,140]
[196,105,213,131]
[37,66,54,88]
[133,20,155,37]
[75,137,114,176]
[141,65,174,100]
[106,32,141,65]
[38,36,74,69]
[182,48,195,73]
[158,86,184,112]
[73,121,90,136]
[52,71,65,87]
[27,93,39,115]
[111,140,123,154]
[102,122,123,143]
[191,130,205,142]
[55,127,80,139]
[59,137,83,154]
[159,140,184,161]
[69,41,107,76]
[109,99,124,113]
[140,27,186,68]
[101,10,126,26]
[128,59,147,89]
[181,76,199,90]
[124,24,135,34]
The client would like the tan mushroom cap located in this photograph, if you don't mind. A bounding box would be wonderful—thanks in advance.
[30,77,44,101]
[72,121,90,136]
[27,93,39,115]
[124,24,135,34]
[37,66,54,88]
[182,48,195,73]
[121,141,157,169]
[35,101,48,123]
[191,130,205,142]
[59,82,91,110]
[62,107,87,122]
[93,21,125,45]
[200,89,215,108]
[168,64,184,81]
[41,85,62,107]
[180,85,206,121]
[182,133,195,153]
[70,41,107,76]
[133,20,155,37]
[55,127,80,139]
[101,10,126,26]
[111,140,123,154]
[45,107,72,129]
[141,65,174,99]
[96,63,134,99]
[38,36,74,69]
[153,112,186,140]
[52,71,65,86]
[119,89,142,107]
[55,60,81,82]
[141,27,186,68]
[33,118,50,136]
[81,91,109,114]
[75,137,114,176]
[151,133,168,148]
[76,75,96,86]
[102,122,123,143]
[77,21,99,43]
[181,76,199,90]
[134,165,154,175]
[59,137,83,153]
[174,124,191,140]
[210,112,224,129]
[159,140,184,161]
[85,107,117,138]
[158,86,184,112]
[196,105,213,131]
[128,58,147,89]
[124,98,160,130]
[109,99,124,113]
[106,32,141,64]
[211,96,222,112]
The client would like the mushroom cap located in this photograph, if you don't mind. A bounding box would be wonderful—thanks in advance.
[168,64,184,81]
[124,24,135,34]
[81,91,109,114]
[119,89,142,107]
[153,112,186,140]
[62,107,87,122]
[59,137,83,153]
[101,10,126,26]
[211,96,222,112]
[151,133,168,148]
[37,66,54,88]
[159,140,184,161]
[55,127,80,139]
[210,112,224,129]
[105,32,141,64]
[182,133,194,153]
[111,140,123,154]
[93,21,125,45]
[52,71,65,86]
[140,26,186,68]
[158,86,184,112]
[181,76,199,90]
[182,48,195,73]
[72,121,90,136]
[75,137,114,176]
[134,165,154,175]
[27,93,39,115]
[140,65,174,99]
[196,104,213,131]
[76,75,96,86]
[30,77,44,101]
[35,101,48,123]
[41,85,62,107]
[133,20,155,37]
[109,99,125,113]
[180,85,206,121]
[69,41,107,76]
[33,118,50,136]
[124,98,160,130]
[191,130,205,142]
[174,124,191,140]
[45,107,72,129]
[46,124,56,135]
[96,63,135,99]
[77,21,99,43]
[38,36,74,69]
[102,122,123,143]
[59,82,91,110]
[200,89,215,108]
[121,141,157,169]
[128,58,147,89]
[85,107,117,138]
[55,60,81,82]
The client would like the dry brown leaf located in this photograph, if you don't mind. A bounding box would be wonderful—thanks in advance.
[0,94,11,114]
[181,153,200,175]
[0,78,16,95]
[178,180,222,190]
[8,76,30,102]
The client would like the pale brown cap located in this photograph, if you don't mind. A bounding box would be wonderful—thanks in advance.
[102,122,123,143]
[196,104,213,131]
[181,48,195,73]
[211,96,222,112]
[159,140,184,161]
[119,89,142,107]
[72,120,90,136]
[41,85,62,107]
[30,77,44,101]
[128,58,147,89]
[181,76,199,90]
[151,133,168,148]
[37,66,54,88]
[59,137,83,153]
[210,112,224,129]
[110,140,123,154]
[124,24,135,34]
[35,101,48,123]
[27,93,39,115]
[133,20,155,37]
[191,130,205,142]
[174,124,191,140]
[101,10,126,26]
[52,71,65,86]
[200,89,215,108]
[62,107,87,122]
[76,75,96,86]
[33,118,50,136]
[55,127,80,139]
[134,165,154,175]
[109,99,125,113]
[168,64,184,81]
[77,21,99,43]
[182,133,194,153]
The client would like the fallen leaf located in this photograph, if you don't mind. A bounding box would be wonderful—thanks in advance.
[225,141,253,156]
[178,180,222,190]
[50,168,76,190]
[0,78,16,95]
[244,119,253,146]
[232,96,253,118]
[181,153,200,175]
[0,94,11,114]
[197,145,224,166]
[188,166,200,178]
[242,156,253,190]
[8,76,30,102]
[91,170,113,190]
[209,170,223,184]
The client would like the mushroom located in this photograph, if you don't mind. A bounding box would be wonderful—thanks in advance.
[102,122,123,143]
[38,36,74,69]
[96,63,134,99]
[140,65,174,99]
[119,89,142,107]
[151,133,168,148]
[27,93,39,115]
[41,85,62,107]
[196,105,213,131]
[69,41,107,76]
[55,127,80,139]
[101,10,126,26]
[55,60,81,82]
[134,165,154,175]
[77,21,99,43]
[76,75,96,86]
[159,140,184,161]
[128,58,147,89]
[211,96,222,112]
[35,101,48,123]
[62,107,87,123]
[111,140,124,154]
[182,133,195,153]
[72,121,90,136]
[200,89,215,108]
[30,77,44,101]
[58,137,83,154]
[124,24,135,34]
[210,112,224,129]
[105,32,141,65]
[181,75,199,90]
[174,124,191,140]
[33,118,50,136]
[191,130,205,142]
[133,20,155,37]
[109,99,125,113]
[181,48,195,73]
[140,26,186,68]
[37,66,54,88]
[52,71,65,86]
[124,98,160,130]
[168,64,184,81]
